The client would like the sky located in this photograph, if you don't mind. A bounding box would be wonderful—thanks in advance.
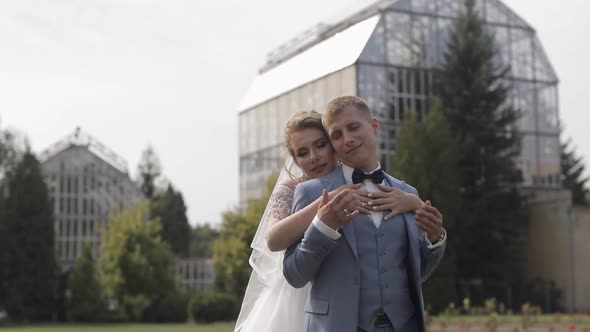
[1,0,589,226]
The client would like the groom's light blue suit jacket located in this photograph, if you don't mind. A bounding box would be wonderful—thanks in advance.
[283,166,445,332]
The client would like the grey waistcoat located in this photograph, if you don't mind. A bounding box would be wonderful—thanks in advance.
[355,211,416,331]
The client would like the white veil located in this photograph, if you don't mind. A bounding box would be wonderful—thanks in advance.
[234,158,309,332]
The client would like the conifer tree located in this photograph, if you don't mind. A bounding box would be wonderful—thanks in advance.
[437,0,526,304]
[0,152,57,321]
[390,108,459,313]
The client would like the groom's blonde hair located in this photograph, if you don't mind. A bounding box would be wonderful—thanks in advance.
[322,96,373,127]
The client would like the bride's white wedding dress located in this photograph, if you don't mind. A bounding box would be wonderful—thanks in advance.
[235,181,310,332]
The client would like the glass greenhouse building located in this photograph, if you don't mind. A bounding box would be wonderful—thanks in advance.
[238,0,559,203]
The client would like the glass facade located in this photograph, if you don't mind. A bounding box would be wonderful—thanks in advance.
[41,142,140,269]
[239,66,356,201]
[356,0,559,185]
[239,0,559,203]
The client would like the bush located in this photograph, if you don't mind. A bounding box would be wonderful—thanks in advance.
[189,291,239,323]
[142,291,189,323]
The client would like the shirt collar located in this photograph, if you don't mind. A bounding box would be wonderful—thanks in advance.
[342,162,382,184]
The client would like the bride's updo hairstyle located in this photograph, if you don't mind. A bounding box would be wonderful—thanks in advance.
[283,111,329,180]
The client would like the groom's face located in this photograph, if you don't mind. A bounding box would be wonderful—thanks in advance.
[324,105,380,172]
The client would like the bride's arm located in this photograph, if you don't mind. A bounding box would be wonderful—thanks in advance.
[265,193,323,252]
[265,183,362,252]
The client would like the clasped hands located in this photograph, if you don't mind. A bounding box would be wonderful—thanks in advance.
[317,184,444,243]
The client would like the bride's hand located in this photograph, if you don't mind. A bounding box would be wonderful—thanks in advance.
[329,184,371,214]
[359,184,424,220]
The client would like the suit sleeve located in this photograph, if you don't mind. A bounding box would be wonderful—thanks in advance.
[405,184,446,283]
[282,183,340,288]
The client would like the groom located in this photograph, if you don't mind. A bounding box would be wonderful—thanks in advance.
[283,96,446,332]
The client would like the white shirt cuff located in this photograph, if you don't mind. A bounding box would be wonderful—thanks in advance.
[425,228,446,249]
[312,215,341,240]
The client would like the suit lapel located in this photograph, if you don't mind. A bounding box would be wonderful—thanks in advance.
[383,173,421,282]
[321,166,359,263]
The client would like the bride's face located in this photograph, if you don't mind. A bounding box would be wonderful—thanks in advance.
[289,127,338,179]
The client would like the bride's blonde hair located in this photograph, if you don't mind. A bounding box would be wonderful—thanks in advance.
[283,111,329,181]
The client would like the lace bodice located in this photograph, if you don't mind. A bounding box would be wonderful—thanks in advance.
[267,183,295,224]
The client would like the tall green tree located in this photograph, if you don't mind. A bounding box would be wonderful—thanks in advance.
[0,152,57,321]
[68,245,109,321]
[213,176,276,298]
[98,201,177,321]
[0,122,22,181]
[190,223,220,258]
[560,137,589,205]
[390,108,460,313]
[150,185,191,257]
[436,0,526,305]
[137,145,162,200]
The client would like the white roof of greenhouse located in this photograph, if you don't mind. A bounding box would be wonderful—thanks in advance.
[38,127,129,174]
[238,14,381,112]
[238,0,551,113]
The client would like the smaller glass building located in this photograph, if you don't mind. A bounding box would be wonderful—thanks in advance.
[39,128,141,269]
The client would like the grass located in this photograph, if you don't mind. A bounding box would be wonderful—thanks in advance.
[432,314,590,325]
[0,323,234,332]
[429,314,590,332]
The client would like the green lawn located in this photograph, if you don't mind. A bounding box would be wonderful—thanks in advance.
[0,323,234,332]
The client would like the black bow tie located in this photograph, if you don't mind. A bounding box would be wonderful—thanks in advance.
[352,168,385,184]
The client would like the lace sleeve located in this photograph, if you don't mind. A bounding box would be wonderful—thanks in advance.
[267,184,295,226]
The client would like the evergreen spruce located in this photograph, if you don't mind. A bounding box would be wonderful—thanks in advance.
[137,145,162,200]
[437,0,526,305]
[150,185,192,257]
[390,108,459,313]
[0,152,57,321]
[560,138,589,205]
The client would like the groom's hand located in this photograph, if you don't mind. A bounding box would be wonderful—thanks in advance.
[415,200,444,243]
[317,189,361,230]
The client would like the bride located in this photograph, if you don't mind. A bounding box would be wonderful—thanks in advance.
[235,111,426,332]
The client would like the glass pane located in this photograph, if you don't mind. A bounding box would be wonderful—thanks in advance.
[390,0,411,11]
[511,82,536,132]
[251,107,260,153]
[438,0,462,17]
[510,28,534,80]
[311,78,326,111]
[536,84,559,134]
[358,64,387,120]
[326,71,342,102]
[411,0,438,14]
[491,26,510,70]
[538,135,561,187]
[385,12,413,66]
[288,89,301,115]
[485,0,510,25]
[267,99,280,146]
[503,3,530,28]
[278,94,290,129]
[436,18,454,58]
[532,38,558,83]
[519,134,537,186]
[411,15,439,67]
[359,17,386,64]
[239,114,247,154]
[341,65,357,96]
[299,83,314,112]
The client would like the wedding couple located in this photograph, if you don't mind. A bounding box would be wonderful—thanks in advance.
[235,96,447,332]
